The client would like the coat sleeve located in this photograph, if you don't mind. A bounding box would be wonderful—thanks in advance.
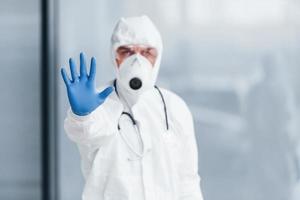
[170,93,204,200]
[64,100,118,179]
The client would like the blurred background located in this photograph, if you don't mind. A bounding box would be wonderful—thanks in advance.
[1,0,300,200]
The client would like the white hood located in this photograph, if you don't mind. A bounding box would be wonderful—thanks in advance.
[111,15,163,108]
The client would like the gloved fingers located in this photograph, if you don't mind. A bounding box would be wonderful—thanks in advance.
[88,57,96,81]
[79,52,88,79]
[60,67,71,86]
[69,58,79,82]
[98,86,114,100]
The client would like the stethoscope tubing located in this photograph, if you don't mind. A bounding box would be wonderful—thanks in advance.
[113,79,169,160]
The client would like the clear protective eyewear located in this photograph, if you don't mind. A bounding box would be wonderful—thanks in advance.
[116,44,158,62]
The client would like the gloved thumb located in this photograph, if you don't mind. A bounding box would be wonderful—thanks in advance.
[98,86,114,100]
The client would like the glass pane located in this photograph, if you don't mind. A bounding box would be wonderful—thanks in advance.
[0,0,41,199]
[56,0,300,200]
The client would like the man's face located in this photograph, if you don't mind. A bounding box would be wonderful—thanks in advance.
[115,44,158,68]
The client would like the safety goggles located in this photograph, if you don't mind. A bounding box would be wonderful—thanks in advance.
[116,44,158,62]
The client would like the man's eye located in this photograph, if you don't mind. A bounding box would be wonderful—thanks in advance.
[120,51,129,55]
[123,50,134,56]
[142,50,152,57]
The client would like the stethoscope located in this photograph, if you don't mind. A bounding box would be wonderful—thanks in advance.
[113,79,169,160]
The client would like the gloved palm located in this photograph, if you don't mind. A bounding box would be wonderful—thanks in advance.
[61,53,113,116]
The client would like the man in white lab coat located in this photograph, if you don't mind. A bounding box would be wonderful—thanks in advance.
[61,15,204,200]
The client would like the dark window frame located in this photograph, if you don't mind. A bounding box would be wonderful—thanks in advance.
[41,0,59,199]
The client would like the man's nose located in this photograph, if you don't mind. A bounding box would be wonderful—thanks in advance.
[131,54,143,66]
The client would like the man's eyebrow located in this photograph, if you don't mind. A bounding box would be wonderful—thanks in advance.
[144,47,153,51]
[118,46,131,50]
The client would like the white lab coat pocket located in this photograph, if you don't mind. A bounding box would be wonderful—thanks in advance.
[162,129,180,147]
[162,130,181,165]
[103,175,130,200]
[85,138,131,200]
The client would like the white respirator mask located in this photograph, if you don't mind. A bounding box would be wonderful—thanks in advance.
[116,54,154,99]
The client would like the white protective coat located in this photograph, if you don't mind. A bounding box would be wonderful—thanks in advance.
[64,15,204,200]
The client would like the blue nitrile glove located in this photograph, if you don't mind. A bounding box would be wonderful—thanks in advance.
[61,52,113,116]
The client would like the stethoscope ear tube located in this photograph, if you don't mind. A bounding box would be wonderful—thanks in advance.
[117,114,145,159]
[117,111,136,130]
[154,85,169,131]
